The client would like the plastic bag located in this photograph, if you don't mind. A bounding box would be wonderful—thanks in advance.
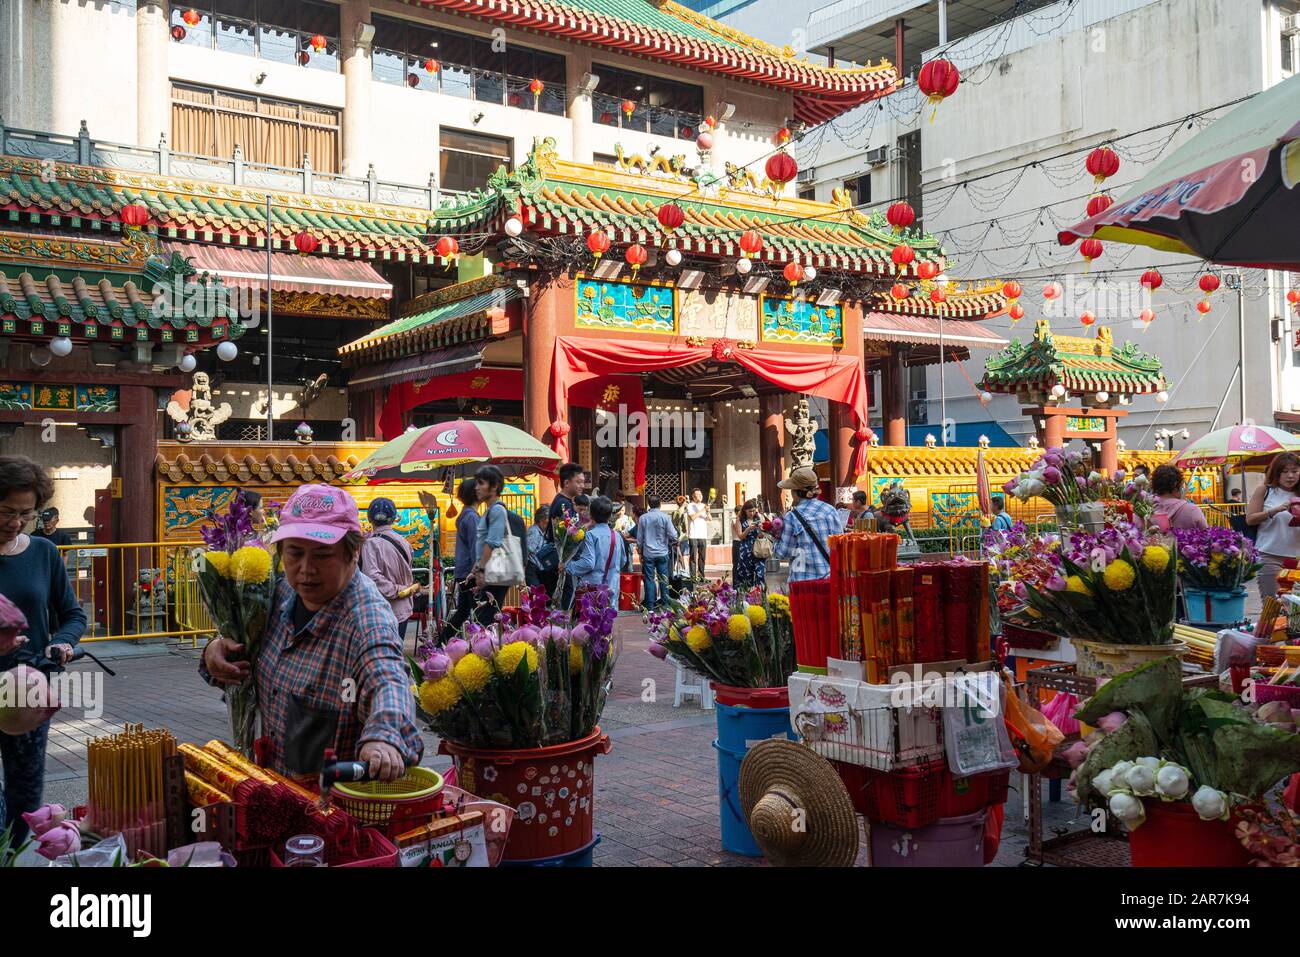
[436,783,515,868]
[943,672,1018,776]
[1040,691,1080,738]
[1001,672,1064,773]
[51,833,128,868]
[1213,628,1269,674]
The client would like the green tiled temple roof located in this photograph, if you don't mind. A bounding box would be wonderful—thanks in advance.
[980,320,1165,396]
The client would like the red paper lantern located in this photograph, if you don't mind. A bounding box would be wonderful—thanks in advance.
[929,287,946,304]
[435,236,460,264]
[299,51,312,66]
[424,58,440,74]
[621,99,636,120]
[917,58,960,120]
[1199,273,1220,296]
[550,419,571,437]
[738,230,763,258]
[171,24,187,41]
[890,282,910,301]
[1197,300,1212,315]
[764,152,799,189]
[529,79,544,96]
[656,203,685,233]
[891,243,915,270]
[625,243,648,277]
[775,127,791,145]
[119,203,150,227]
[1140,269,1163,292]
[309,34,327,53]
[1002,280,1023,301]
[680,127,694,139]
[886,201,915,233]
[1079,238,1104,266]
[696,131,714,152]
[586,230,611,259]
[1080,311,1097,326]
[1140,308,1156,325]
[292,231,319,256]
[916,260,939,281]
[783,261,804,285]
[1086,194,1114,218]
[599,111,614,125]
[1042,281,1063,300]
[406,73,420,88]
[181,8,201,26]
[1287,290,1300,304]
[1085,146,1120,187]
[704,115,717,130]
[1009,303,1025,322]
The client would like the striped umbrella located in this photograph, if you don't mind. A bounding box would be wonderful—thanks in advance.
[1170,423,1300,472]
[340,419,561,483]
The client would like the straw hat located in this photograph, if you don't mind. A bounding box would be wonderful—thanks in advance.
[739,739,859,867]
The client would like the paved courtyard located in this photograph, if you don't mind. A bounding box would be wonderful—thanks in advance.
[37,616,1078,867]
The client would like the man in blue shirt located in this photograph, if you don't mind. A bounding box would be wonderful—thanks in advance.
[990,494,1015,532]
[773,467,840,583]
[566,496,626,597]
[635,495,679,611]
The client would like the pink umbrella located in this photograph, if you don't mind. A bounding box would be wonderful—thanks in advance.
[340,419,561,483]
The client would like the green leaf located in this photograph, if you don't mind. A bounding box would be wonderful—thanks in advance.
[1074,710,1159,807]
[1206,721,1300,798]
[1075,656,1183,741]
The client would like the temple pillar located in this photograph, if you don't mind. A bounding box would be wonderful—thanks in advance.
[1038,408,1065,448]
[828,401,855,491]
[136,1,169,149]
[759,393,785,512]
[118,384,157,546]
[883,346,908,445]
[1099,433,1119,475]
[340,0,373,177]
[525,283,559,501]
[566,50,594,164]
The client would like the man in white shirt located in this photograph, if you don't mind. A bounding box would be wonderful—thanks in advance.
[686,489,710,582]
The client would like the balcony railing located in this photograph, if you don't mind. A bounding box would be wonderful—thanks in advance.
[0,118,447,210]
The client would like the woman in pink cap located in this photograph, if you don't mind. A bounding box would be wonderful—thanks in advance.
[200,484,423,782]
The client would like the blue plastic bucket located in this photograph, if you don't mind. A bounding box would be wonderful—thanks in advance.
[1184,587,1247,625]
[499,834,601,868]
[713,701,796,857]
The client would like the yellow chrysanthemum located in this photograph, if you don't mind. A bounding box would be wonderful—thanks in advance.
[668,626,682,643]
[573,529,586,543]
[204,551,231,577]
[685,625,711,652]
[495,641,539,675]
[1102,559,1136,591]
[1066,575,1090,596]
[569,642,584,675]
[418,677,462,714]
[230,545,272,584]
[727,614,752,641]
[1141,544,1170,574]
[453,653,492,693]
[767,593,790,614]
[745,605,768,628]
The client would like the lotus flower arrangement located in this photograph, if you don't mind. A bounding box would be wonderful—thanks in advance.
[1172,526,1260,590]
[1004,449,1154,520]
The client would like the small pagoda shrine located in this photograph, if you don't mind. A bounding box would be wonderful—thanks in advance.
[979,319,1167,472]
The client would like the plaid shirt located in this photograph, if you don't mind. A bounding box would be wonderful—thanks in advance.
[773,498,839,582]
[254,571,423,775]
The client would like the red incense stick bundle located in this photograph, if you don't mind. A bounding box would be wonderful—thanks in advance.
[912,562,944,662]
[892,567,915,665]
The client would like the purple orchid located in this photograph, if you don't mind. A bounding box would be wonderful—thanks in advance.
[200,494,257,553]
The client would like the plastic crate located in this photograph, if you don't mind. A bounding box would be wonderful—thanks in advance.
[268,827,398,868]
[833,759,1009,828]
[790,672,943,772]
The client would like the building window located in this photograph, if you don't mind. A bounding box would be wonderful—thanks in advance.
[169,1,340,72]
[440,129,512,193]
[797,185,816,201]
[371,14,566,116]
[593,152,619,168]
[843,174,870,206]
[171,83,341,173]
[591,64,703,140]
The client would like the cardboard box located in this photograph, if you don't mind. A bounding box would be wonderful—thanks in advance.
[396,810,488,868]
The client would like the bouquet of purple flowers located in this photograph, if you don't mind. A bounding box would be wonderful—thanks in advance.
[1172,526,1261,590]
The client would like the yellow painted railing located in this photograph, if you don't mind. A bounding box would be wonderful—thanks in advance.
[57,541,214,645]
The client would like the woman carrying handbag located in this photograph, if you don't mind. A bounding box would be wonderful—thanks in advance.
[470,466,526,623]
[732,499,769,590]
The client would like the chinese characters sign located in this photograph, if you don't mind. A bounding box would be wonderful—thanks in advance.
[0,382,119,412]
[1066,416,1106,433]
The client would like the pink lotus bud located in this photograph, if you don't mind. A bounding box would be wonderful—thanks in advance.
[511,625,542,646]
[1062,740,1089,769]
[569,624,591,646]
[539,625,569,647]
[0,665,60,735]
[647,642,669,660]
[471,636,497,659]
[1097,711,1128,734]
[444,639,470,663]
[421,653,450,680]
[21,803,67,837]
[34,821,81,861]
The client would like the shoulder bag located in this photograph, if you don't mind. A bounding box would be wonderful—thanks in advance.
[483,503,527,587]
[790,505,831,565]
[749,520,775,560]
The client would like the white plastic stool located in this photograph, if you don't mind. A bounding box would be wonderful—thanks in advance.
[672,657,714,710]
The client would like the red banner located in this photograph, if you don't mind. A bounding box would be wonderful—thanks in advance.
[379,368,523,439]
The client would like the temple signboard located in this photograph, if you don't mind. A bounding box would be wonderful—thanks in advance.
[679,289,758,342]
[760,296,843,345]
[574,278,675,334]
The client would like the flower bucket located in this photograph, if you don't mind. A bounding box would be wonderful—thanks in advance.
[438,728,611,863]
[1072,639,1188,680]
[1183,586,1248,625]
[1127,801,1252,867]
[710,687,795,856]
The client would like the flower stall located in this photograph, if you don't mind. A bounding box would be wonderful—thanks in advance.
[1172,526,1261,625]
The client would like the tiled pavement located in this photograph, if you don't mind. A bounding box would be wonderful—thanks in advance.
[35,618,1077,867]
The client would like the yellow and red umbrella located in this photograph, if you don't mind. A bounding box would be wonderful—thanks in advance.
[1170,422,1300,472]
[340,419,561,483]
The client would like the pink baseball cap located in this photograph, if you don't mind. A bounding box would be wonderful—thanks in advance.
[270,484,361,545]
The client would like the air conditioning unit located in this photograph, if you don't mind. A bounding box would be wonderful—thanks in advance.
[1284,13,1300,35]
[797,167,816,184]
[908,399,928,424]
[863,146,889,167]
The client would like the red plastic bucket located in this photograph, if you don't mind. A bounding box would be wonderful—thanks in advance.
[709,683,790,709]
[1126,801,1252,867]
[439,729,611,862]
[618,572,640,611]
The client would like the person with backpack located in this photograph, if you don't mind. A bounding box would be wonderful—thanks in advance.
[470,466,524,623]
[773,467,840,583]
[360,498,419,640]
[566,496,626,597]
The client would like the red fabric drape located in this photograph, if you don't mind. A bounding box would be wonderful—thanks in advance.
[550,336,870,476]
[379,369,524,440]
[569,374,647,490]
